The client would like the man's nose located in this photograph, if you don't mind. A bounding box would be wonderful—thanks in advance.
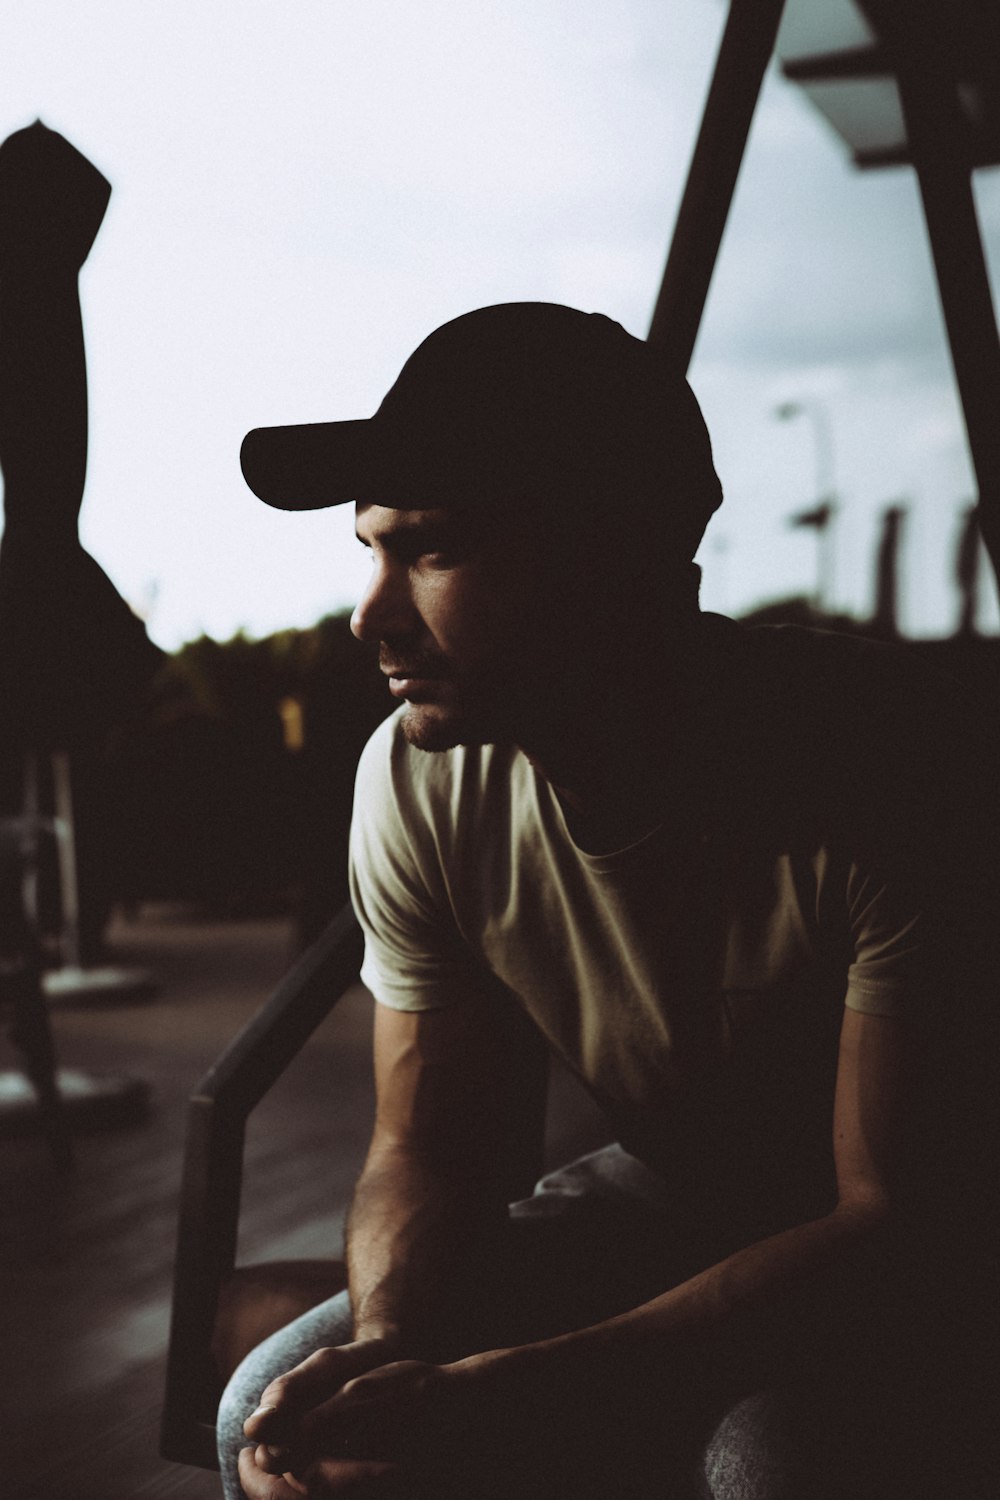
[350,559,416,643]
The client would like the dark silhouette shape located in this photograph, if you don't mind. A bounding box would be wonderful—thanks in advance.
[0,123,160,1150]
[0,121,164,962]
[954,502,983,637]
[0,121,162,747]
[872,503,908,639]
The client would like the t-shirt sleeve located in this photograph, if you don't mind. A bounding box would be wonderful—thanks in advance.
[843,858,927,1022]
[839,706,967,1027]
[348,717,478,1012]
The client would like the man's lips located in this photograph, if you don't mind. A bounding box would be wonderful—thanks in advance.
[383,667,449,700]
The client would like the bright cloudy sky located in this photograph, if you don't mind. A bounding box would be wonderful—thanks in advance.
[3,0,999,646]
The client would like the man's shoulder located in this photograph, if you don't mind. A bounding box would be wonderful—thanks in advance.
[735,619,918,697]
[728,620,996,858]
[729,618,968,746]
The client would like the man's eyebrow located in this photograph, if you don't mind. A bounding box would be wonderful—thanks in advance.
[356,515,471,550]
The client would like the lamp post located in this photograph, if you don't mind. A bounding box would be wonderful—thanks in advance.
[774,398,838,612]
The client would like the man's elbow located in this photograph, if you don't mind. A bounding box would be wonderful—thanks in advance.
[831,1181,939,1289]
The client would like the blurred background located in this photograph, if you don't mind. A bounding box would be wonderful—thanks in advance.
[1,2,997,1496]
[0,0,996,938]
[3,0,998,647]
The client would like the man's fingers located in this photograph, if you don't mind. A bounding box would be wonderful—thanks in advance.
[237,1446,307,1498]
[295,1361,454,1465]
[239,1443,408,1498]
[245,1347,346,1432]
[255,1442,295,1475]
[244,1344,385,1441]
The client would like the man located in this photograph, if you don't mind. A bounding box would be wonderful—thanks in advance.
[222,303,995,1497]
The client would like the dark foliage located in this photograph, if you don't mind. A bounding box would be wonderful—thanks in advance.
[98,612,393,944]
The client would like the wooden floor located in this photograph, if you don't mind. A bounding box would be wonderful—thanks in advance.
[2,905,608,1500]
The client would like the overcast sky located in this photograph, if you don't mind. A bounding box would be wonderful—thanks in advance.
[3,0,998,645]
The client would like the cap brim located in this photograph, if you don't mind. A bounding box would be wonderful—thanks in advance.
[241,419,375,510]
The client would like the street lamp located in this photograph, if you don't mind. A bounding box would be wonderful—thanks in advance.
[774,398,838,612]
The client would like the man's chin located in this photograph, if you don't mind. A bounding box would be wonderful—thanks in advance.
[398,701,497,753]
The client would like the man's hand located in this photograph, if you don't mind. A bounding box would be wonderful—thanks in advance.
[241,1355,488,1497]
[238,1356,503,1494]
[238,1358,449,1497]
[241,1338,405,1478]
[237,1446,406,1499]
[237,1343,633,1499]
[242,1337,404,1443]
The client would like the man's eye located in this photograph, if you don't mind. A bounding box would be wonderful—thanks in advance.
[427,546,475,569]
[410,541,459,566]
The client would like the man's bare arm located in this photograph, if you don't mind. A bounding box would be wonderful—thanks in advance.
[487,1003,923,1420]
[242,989,541,1460]
[243,1005,927,1498]
[347,994,535,1355]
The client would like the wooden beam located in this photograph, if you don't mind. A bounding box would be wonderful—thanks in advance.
[890,43,1000,587]
[648,0,788,367]
[781,45,889,85]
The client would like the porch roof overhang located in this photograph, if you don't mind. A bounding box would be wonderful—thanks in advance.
[650,0,1000,587]
[775,0,1000,170]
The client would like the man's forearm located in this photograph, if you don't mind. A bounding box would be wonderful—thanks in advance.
[498,1201,905,1425]
[346,1137,508,1359]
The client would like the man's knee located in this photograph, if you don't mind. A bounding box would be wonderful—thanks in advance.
[701,1382,929,1500]
[214,1287,354,1490]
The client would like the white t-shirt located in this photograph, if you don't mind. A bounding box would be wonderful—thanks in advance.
[348,624,962,1238]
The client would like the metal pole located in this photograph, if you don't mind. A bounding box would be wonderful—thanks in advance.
[21,753,41,932]
[648,0,788,367]
[804,400,837,610]
[51,750,82,972]
[893,62,1000,590]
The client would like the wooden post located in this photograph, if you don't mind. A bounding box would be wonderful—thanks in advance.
[648,0,788,367]
[890,21,1000,590]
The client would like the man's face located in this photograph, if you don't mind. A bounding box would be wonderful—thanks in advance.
[351,503,558,751]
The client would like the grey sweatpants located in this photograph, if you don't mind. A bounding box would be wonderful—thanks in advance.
[217,1145,950,1498]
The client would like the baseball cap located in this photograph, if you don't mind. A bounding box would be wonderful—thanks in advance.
[241,302,722,557]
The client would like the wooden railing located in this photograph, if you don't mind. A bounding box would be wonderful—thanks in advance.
[159,901,364,1469]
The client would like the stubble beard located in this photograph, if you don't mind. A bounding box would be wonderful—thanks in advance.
[397,696,505,753]
[394,663,524,753]
[381,643,541,754]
